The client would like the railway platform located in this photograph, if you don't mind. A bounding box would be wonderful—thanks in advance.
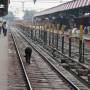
[0,29,29,90]
[84,34,90,48]
[0,32,8,90]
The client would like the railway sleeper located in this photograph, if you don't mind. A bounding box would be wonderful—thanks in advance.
[88,74,90,83]
[37,39,43,44]
[76,69,88,76]
[52,49,57,57]
[44,45,60,58]
[62,63,76,70]
[47,45,57,57]
[44,46,52,52]
[66,59,75,63]
[61,63,70,69]
[68,63,76,69]
[61,58,68,63]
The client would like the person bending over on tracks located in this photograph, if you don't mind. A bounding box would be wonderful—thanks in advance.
[25,47,32,64]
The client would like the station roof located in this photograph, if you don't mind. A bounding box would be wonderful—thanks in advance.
[34,0,90,17]
[0,0,10,17]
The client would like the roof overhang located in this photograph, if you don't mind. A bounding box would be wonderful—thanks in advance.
[34,0,90,17]
[0,0,10,17]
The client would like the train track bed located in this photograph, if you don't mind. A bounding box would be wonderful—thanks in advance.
[12,28,90,90]
[11,29,78,90]
[19,28,90,66]
[19,28,90,87]
[18,30,90,86]
[7,32,27,90]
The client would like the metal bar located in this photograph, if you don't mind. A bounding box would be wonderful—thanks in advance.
[39,23,40,38]
[45,24,47,45]
[49,23,51,45]
[82,41,85,63]
[34,23,36,40]
[56,24,59,49]
[79,39,83,63]
[43,27,45,43]
[79,25,84,63]
[31,26,33,39]
[52,24,54,45]
[69,37,71,57]
[62,36,64,53]
[61,25,64,53]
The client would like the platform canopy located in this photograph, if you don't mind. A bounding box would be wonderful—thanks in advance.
[0,0,10,17]
[34,0,90,17]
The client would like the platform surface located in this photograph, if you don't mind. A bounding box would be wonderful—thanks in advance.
[0,32,8,90]
[84,34,90,40]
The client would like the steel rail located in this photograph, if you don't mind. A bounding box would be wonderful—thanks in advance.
[11,32,32,90]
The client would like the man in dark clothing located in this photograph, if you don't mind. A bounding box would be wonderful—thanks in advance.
[25,47,32,64]
[2,22,7,36]
[84,26,88,34]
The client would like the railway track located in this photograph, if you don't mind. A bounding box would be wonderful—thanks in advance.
[20,28,90,65]
[19,28,89,64]
[20,28,90,86]
[11,27,90,90]
[8,32,31,90]
[19,28,90,65]
[11,29,77,90]
[10,31,32,90]
[11,28,82,90]
[10,27,83,90]
[16,27,90,88]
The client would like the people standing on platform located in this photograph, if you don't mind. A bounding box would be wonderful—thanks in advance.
[72,24,78,37]
[2,21,7,36]
[25,47,32,64]
[84,26,88,34]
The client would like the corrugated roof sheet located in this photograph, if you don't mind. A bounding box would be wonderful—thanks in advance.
[34,0,90,17]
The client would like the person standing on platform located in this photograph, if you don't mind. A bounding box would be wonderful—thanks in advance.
[84,26,88,34]
[2,21,7,36]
